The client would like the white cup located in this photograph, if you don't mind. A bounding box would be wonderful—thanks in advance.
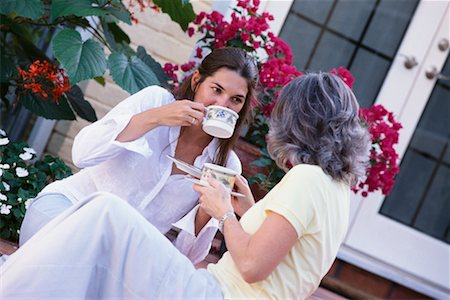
[202,105,239,139]
[200,163,238,191]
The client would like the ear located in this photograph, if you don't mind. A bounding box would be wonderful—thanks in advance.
[191,70,201,92]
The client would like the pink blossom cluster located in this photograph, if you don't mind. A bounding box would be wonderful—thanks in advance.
[355,104,403,197]
[330,67,354,89]
[181,0,302,116]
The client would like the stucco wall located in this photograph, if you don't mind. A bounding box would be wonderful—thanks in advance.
[46,1,213,170]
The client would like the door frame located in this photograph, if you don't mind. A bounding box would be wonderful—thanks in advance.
[342,1,450,298]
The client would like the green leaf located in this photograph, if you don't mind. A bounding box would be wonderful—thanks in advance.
[51,0,131,24]
[251,157,273,167]
[100,20,135,57]
[52,29,107,84]
[93,76,106,86]
[65,85,97,122]
[108,52,160,94]
[20,92,76,120]
[136,46,170,88]
[0,0,44,20]
[101,21,130,52]
[0,55,17,82]
[153,0,195,31]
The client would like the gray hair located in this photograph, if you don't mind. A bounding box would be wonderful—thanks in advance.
[267,72,371,184]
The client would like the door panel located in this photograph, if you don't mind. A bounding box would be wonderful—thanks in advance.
[344,1,450,297]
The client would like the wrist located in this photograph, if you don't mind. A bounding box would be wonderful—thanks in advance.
[218,211,236,234]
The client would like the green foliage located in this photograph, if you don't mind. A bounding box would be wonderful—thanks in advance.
[52,29,107,85]
[20,92,76,120]
[0,0,44,19]
[108,52,159,94]
[0,130,73,242]
[153,0,195,31]
[0,0,195,123]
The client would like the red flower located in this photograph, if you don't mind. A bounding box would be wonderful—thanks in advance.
[355,104,402,197]
[330,67,354,89]
[17,60,71,104]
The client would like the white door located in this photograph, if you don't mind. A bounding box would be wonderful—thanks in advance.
[341,1,450,298]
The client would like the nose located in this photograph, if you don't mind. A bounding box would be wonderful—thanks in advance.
[213,95,230,108]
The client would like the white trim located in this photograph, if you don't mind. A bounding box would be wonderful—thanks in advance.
[337,245,450,299]
[259,0,293,35]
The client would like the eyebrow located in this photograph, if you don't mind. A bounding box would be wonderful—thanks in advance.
[213,82,246,100]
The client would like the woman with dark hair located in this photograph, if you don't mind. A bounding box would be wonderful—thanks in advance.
[18,47,259,264]
[1,72,371,299]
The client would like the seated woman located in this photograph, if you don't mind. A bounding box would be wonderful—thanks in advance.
[19,47,259,264]
[0,72,370,299]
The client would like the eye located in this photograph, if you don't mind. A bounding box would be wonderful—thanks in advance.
[232,97,244,104]
[212,86,222,94]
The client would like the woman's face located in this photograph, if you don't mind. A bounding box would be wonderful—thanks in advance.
[191,67,248,114]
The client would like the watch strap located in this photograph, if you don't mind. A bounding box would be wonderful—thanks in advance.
[218,211,236,233]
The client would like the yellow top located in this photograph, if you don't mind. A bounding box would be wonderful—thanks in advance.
[207,164,350,299]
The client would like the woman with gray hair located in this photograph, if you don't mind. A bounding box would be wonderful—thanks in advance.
[0,72,370,299]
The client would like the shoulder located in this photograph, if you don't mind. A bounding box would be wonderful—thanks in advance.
[284,164,328,183]
[138,85,175,106]
[121,85,175,112]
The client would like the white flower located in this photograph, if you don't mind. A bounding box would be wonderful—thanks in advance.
[0,129,5,136]
[19,152,33,161]
[16,167,29,177]
[0,138,9,146]
[25,199,31,210]
[0,193,6,201]
[17,197,22,203]
[24,147,36,154]
[0,204,12,215]
[2,181,10,191]
[0,164,10,169]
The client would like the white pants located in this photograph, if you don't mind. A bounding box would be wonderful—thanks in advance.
[0,192,223,299]
[19,193,73,246]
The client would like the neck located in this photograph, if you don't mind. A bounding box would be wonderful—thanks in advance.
[176,126,214,159]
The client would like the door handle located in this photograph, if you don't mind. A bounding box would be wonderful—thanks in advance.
[425,66,450,80]
[398,54,418,69]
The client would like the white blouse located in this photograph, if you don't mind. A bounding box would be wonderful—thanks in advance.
[41,85,242,264]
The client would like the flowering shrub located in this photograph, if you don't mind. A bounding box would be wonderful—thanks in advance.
[159,0,402,197]
[0,129,72,242]
[1,0,195,122]
[356,105,402,197]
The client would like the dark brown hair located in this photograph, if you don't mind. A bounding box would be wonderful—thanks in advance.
[175,47,259,166]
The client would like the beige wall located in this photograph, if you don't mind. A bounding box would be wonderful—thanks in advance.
[47,1,213,170]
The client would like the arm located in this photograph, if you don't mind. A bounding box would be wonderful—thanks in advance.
[116,100,205,142]
[194,178,297,283]
[221,212,297,283]
[72,86,204,167]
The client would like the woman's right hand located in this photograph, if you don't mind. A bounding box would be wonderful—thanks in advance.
[231,175,255,217]
[152,100,205,127]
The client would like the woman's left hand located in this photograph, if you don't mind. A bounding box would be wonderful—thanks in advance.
[193,178,234,220]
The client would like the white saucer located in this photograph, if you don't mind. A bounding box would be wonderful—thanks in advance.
[167,155,202,178]
[185,176,245,198]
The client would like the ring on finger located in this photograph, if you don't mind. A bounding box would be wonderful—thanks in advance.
[191,117,196,124]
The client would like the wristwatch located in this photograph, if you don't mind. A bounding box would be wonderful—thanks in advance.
[218,211,236,233]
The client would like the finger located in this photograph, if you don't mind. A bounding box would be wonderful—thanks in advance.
[189,101,206,112]
[192,183,207,193]
[207,177,224,189]
[234,174,249,190]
